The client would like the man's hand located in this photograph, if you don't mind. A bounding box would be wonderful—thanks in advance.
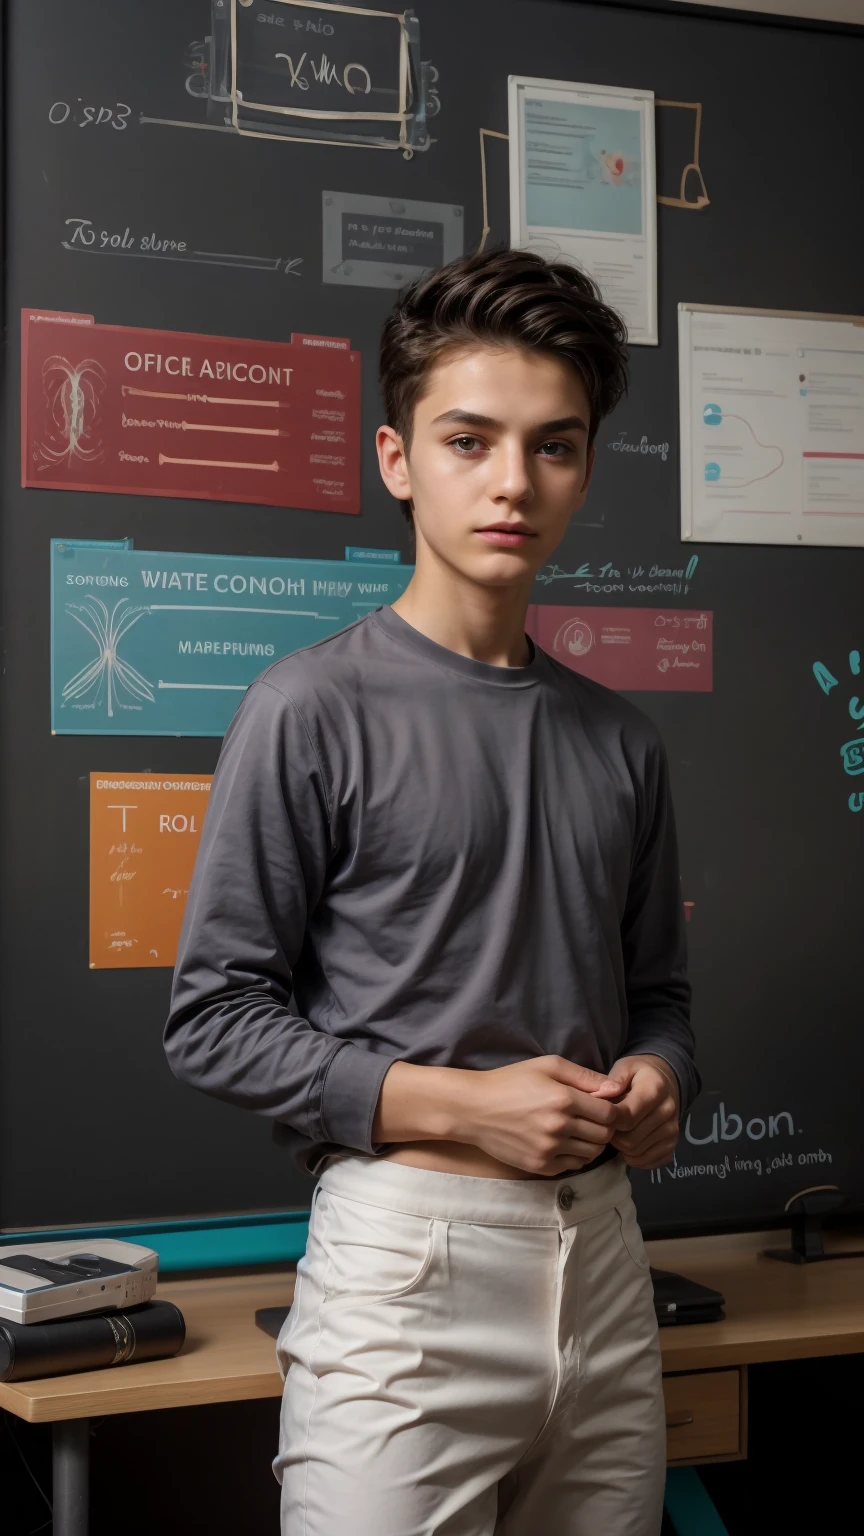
[592,1054,680,1169]
[373,1056,624,1178]
[460,1056,624,1176]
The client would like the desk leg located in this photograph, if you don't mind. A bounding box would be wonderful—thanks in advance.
[52,1419,89,1536]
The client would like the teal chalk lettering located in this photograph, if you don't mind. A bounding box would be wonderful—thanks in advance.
[840,738,864,775]
[813,662,838,695]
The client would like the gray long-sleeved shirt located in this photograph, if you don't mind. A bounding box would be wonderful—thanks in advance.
[165,603,699,1177]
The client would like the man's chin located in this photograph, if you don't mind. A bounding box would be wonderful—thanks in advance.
[462,546,547,588]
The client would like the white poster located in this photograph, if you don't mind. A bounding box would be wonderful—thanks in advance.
[680,304,864,548]
[508,75,657,345]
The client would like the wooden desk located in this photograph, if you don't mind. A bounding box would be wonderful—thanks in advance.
[647,1224,864,1466]
[3,1228,864,1531]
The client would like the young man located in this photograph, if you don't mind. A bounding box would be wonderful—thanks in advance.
[165,247,699,1535]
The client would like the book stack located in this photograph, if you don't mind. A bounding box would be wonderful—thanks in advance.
[0,1240,185,1382]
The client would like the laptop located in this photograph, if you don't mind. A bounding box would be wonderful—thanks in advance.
[650,1267,725,1326]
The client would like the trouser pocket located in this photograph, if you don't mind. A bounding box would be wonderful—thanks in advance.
[615,1195,651,1272]
[315,1189,447,1310]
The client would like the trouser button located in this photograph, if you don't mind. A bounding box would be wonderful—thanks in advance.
[557,1185,574,1211]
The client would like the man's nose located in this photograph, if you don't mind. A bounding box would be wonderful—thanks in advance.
[490,444,534,504]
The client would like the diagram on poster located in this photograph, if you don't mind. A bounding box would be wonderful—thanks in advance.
[525,606,713,691]
[680,305,864,547]
[508,76,657,344]
[22,310,361,514]
[143,1,440,156]
[52,540,414,737]
[90,774,212,969]
[323,192,462,287]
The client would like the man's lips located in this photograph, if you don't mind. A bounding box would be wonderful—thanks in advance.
[475,524,537,545]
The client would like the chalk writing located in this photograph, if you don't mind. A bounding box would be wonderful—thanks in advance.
[290,15,334,30]
[685,1100,795,1146]
[841,739,864,776]
[536,554,699,598]
[49,100,131,129]
[647,1146,832,1184]
[256,10,336,29]
[607,431,670,461]
[62,219,301,276]
[274,51,371,95]
[812,648,864,810]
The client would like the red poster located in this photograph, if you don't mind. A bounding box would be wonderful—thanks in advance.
[21,309,361,514]
[526,606,713,691]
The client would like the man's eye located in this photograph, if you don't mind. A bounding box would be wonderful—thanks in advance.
[450,435,481,452]
[538,440,573,457]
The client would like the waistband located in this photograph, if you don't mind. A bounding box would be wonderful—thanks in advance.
[316,1151,631,1229]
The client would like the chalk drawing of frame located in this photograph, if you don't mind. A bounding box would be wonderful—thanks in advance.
[230,0,430,154]
[655,100,710,210]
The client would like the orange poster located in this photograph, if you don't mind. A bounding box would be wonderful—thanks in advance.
[89,773,212,969]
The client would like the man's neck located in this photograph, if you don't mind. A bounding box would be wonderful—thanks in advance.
[391,566,534,669]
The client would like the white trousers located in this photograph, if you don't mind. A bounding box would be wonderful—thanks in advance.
[274,1151,665,1536]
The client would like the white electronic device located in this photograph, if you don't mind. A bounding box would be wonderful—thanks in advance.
[0,1240,158,1325]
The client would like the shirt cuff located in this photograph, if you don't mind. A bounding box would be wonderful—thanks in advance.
[318,1043,397,1154]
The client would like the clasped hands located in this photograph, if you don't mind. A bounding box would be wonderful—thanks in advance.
[373,1050,682,1177]
[589,1054,681,1170]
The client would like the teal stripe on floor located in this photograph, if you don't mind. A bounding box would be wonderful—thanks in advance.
[664,1468,729,1535]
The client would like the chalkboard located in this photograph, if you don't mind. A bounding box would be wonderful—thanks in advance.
[2,0,863,1237]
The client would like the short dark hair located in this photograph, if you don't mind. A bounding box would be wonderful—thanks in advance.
[379,245,629,528]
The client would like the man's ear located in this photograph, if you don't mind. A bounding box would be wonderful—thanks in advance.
[376,424,413,503]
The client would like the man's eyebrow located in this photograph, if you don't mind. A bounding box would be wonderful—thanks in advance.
[539,415,589,435]
[431,409,504,429]
[430,408,588,434]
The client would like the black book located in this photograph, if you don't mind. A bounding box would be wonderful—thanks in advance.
[0,1300,185,1382]
[650,1267,725,1326]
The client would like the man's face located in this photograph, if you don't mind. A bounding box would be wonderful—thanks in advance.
[376,345,595,589]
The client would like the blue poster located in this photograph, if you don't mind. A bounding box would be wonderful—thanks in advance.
[51,540,413,736]
[524,100,643,237]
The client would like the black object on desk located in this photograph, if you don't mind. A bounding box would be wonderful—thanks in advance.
[0,1300,186,1382]
[763,1185,864,1264]
[256,1305,291,1339]
[651,1268,725,1326]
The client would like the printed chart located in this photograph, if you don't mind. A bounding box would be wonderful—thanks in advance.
[509,77,657,345]
[22,310,361,513]
[52,540,413,736]
[90,773,212,969]
[526,606,713,691]
[680,304,864,547]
